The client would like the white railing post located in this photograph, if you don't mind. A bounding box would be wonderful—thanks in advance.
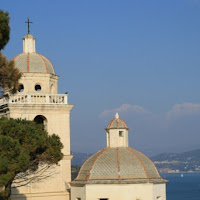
[28,94,31,104]
[64,95,68,104]
[46,94,49,103]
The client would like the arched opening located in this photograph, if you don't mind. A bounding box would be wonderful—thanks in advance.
[34,115,47,130]
[35,84,41,92]
[18,84,24,92]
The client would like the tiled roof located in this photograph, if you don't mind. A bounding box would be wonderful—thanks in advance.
[13,52,55,74]
[105,117,129,130]
[71,147,167,186]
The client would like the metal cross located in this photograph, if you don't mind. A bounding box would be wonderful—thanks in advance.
[25,18,33,34]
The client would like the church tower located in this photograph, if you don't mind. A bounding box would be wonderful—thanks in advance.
[0,33,73,200]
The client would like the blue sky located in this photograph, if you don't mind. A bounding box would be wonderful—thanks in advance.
[1,0,200,155]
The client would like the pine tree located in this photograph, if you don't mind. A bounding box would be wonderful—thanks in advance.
[0,10,21,94]
[0,10,10,50]
[0,118,63,200]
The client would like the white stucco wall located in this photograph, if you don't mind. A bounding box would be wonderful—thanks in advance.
[107,129,129,147]
[8,103,73,200]
[18,73,59,94]
[71,183,166,200]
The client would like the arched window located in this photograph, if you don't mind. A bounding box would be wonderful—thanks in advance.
[18,84,24,92]
[34,115,47,130]
[157,196,162,200]
[35,84,41,92]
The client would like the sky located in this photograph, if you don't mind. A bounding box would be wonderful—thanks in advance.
[1,0,200,156]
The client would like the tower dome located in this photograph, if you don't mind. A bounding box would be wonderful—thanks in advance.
[13,34,55,74]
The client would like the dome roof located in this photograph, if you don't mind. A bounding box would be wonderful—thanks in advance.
[12,34,55,74]
[13,52,55,74]
[71,147,166,186]
[105,113,129,130]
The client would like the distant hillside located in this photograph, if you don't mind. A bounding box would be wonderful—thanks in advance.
[71,152,91,166]
[71,152,91,180]
[71,149,200,174]
[151,149,200,173]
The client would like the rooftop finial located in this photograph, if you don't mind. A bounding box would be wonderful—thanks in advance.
[25,18,33,34]
[115,112,119,119]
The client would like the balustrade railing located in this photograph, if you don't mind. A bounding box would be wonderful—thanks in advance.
[0,94,68,105]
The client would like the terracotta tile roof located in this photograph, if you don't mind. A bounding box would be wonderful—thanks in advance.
[105,117,129,130]
[71,147,167,186]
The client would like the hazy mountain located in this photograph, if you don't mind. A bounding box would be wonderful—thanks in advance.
[71,149,200,173]
[151,149,200,173]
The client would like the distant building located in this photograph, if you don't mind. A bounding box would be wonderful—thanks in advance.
[0,33,73,200]
[71,113,167,200]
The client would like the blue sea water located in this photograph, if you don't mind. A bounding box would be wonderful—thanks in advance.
[162,173,200,200]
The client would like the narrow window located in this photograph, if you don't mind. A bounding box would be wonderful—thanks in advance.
[76,198,81,200]
[119,131,123,137]
[99,199,108,200]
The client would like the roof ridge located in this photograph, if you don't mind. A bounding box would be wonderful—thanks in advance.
[35,53,48,73]
[133,148,162,180]
[86,147,109,183]
[126,147,150,182]
[39,53,56,74]
[116,147,121,182]
[12,52,25,61]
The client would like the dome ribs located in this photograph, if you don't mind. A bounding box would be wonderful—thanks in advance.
[73,149,104,183]
[105,118,129,130]
[120,118,129,129]
[116,147,121,182]
[86,147,109,183]
[36,53,48,73]
[13,52,55,74]
[107,118,115,129]
[126,147,150,182]
[71,147,167,185]
[12,52,24,61]
[41,54,55,74]
[133,149,162,180]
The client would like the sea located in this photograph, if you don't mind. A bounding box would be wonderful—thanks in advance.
[162,173,200,200]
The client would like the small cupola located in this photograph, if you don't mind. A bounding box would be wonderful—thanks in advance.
[105,113,130,147]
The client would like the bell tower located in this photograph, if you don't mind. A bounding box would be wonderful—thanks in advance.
[0,33,73,200]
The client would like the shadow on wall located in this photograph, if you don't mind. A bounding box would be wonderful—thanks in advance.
[11,187,27,200]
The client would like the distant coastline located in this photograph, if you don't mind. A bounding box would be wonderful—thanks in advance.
[72,149,200,175]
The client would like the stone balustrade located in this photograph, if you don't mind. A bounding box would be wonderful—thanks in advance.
[0,94,68,105]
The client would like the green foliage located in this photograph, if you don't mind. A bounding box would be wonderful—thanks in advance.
[0,10,21,94]
[0,10,10,50]
[0,52,22,94]
[0,118,63,199]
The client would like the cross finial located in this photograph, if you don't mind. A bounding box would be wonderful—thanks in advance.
[25,18,33,34]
